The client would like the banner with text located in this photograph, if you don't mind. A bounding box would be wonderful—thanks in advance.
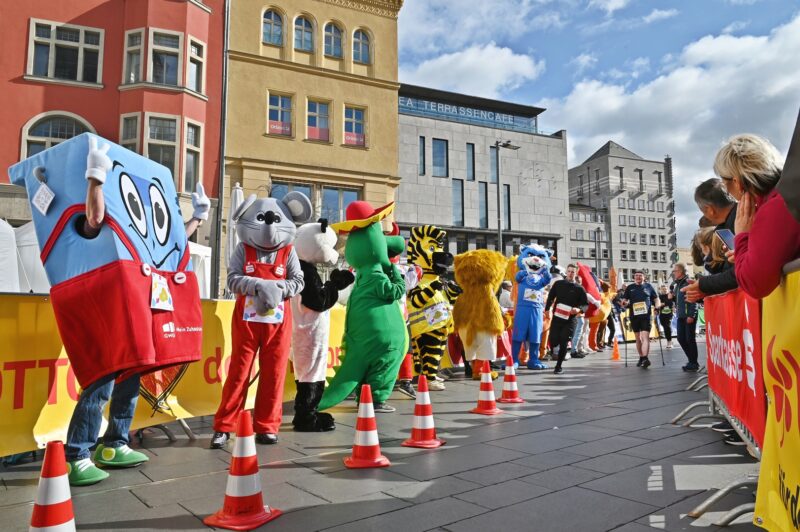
[704,289,766,446]
[754,270,800,531]
[0,295,345,457]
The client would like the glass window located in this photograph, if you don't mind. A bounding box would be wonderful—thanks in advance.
[640,233,647,244]
[307,100,329,141]
[620,232,627,243]
[418,136,425,175]
[53,46,79,80]
[577,248,585,258]
[489,146,498,183]
[576,229,584,240]
[656,171,663,194]
[271,182,288,200]
[25,115,89,157]
[638,216,646,226]
[263,10,283,46]
[344,106,365,146]
[432,138,448,177]
[590,248,597,259]
[602,249,609,259]
[479,182,488,228]
[324,24,342,58]
[466,143,475,181]
[452,179,464,227]
[152,32,179,86]
[147,116,178,178]
[649,234,656,245]
[628,198,635,209]
[648,201,655,211]
[657,201,664,212]
[618,197,625,209]
[659,235,666,246]
[598,214,605,223]
[628,215,636,226]
[320,187,359,223]
[630,233,637,243]
[29,22,103,84]
[621,250,627,261]
[647,218,654,228]
[268,94,292,136]
[573,212,581,221]
[353,30,370,64]
[294,17,313,52]
[651,251,658,262]
[658,218,665,229]
[120,115,139,152]
[588,230,595,240]
[641,251,647,262]
[184,123,201,192]
[660,252,667,263]
[188,40,204,93]
[619,215,626,226]
[124,30,142,84]
[637,200,644,210]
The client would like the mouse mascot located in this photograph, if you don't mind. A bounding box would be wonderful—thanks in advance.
[512,244,553,370]
[210,190,313,448]
[317,201,407,413]
[291,219,354,432]
[8,133,206,486]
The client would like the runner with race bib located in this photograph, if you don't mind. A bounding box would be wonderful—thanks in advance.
[620,269,662,368]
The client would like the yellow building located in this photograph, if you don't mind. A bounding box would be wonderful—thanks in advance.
[221,0,403,292]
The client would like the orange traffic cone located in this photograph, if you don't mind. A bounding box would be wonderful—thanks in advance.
[203,410,282,530]
[402,375,446,449]
[344,384,391,468]
[471,360,503,415]
[611,339,621,361]
[497,357,524,404]
[30,441,75,532]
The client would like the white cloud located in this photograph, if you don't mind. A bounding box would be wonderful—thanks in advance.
[570,53,599,75]
[722,20,750,34]
[539,15,800,245]
[726,0,762,4]
[588,0,631,15]
[642,8,679,24]
[605,57,650,81]
[400,43,545,99]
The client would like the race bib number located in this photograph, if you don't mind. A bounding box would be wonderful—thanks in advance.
[554,303,572,320]
[424,302,450,327]
[632,301,647,316]
[243,296,285,323]
[523,289,541,303]
[150,272,174,311]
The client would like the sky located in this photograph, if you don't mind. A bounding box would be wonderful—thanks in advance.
[397,0,800,246]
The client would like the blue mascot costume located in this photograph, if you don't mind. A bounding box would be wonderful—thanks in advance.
[511,244,552,369]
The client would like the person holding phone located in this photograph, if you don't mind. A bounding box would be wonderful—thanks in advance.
[620,270,661,368]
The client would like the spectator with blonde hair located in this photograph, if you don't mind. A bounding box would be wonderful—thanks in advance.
[716,134,800,298]
[692,227,727,274]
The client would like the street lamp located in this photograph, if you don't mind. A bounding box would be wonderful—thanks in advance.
[495,140,519,253]
[594,226,602,276]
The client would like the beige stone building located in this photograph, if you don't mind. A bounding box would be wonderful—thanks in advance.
[222,0,403,293]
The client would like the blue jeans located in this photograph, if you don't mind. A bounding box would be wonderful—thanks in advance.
[676,318,698,366]
[571,316,584,352]
[65,372,140,461]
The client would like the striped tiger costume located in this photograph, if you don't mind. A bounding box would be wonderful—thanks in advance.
[406,225,459,382]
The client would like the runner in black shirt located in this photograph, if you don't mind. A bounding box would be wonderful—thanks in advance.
[544,264,588,374]
[620,270,661,368]
[658,284,675,349]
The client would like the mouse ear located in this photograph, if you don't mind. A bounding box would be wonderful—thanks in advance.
[232,194,257,223]
[283,191,313,223]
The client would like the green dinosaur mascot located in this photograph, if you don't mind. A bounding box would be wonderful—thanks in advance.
[318,201,408,412]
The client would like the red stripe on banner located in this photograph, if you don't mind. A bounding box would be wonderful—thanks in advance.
[30,500,74,527]
[222,492,264,516]
[229,455,259,476]
[355,417,377,431]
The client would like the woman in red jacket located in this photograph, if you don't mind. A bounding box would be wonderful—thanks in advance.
[714,134,800,299]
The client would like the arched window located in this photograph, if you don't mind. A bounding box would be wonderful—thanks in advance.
[294,17,313,52]
[353,30,370,64]
[23,114,91,157]
[324,23,342,58]
[262,10,283,46]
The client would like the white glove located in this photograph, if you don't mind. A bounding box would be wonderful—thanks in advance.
[85,136,112,184]
[191,183,210,221]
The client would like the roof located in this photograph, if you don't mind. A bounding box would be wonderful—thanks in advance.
[581,141,645,165]
[399,84,545,118]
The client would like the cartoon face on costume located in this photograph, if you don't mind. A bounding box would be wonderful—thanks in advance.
[233,192,313,252]
[8,133,189,286]
[517,244,553,275]
[295,219,339,265]
[407,225,453,275]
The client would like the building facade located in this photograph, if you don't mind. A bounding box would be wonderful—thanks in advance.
[566,141,676,285]
[395,84,569,257]
[0,0,224,249]
[223,0,403,290]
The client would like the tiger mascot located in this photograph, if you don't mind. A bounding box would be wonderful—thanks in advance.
[406,225,459,391]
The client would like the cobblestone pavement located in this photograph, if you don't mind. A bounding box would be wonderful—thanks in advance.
[1,339,761,531]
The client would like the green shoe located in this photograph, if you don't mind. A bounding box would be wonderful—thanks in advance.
[93,444,149,468]
[67,459,109,486]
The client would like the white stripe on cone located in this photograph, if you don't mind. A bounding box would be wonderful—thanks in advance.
[357,402,375,418]
[354,430,380,447]
[503,382,519,391]
[412,416,435,430]
[232,435,256,458]
[479,391,495,401]
[416,392,430,405]
[35,474,71,506]
[225,472,262,498]
[30,519,76,532]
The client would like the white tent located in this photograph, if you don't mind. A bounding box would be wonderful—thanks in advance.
[0,219,20,292]
[189,241,212,299]
[14,222,50,293]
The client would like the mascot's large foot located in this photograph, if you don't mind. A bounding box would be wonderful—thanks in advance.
[526,361,549,370]
[293,412,336,432]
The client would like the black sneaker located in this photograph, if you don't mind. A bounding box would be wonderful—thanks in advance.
[553,367,563,375]
[641,358,651,369]
[396,381,416,399]
[374,403,396,413]
[571,351,586,359]
[682,364,700,372]
[636,358,645,367]
[723,433,746,446]
[255,433,278,445]
[712,421,734,433]
[209,432,229,449]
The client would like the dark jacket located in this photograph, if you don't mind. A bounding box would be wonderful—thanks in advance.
[698,205,738,296]
[545,279,588,322]
[673,276,698,319]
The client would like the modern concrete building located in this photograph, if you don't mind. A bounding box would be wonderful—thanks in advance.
[395,84,569,257]
[566,141,676,285]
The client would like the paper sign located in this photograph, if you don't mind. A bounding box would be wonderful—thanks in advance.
[32,183,55,215]
[243,296,284,323]
[150,272,174,311]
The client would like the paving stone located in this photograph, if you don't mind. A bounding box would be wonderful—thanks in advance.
[453,461,538,486]
[579,462,705,507]
[382,476,482,503]
[271,493,411,532]
[445,486,657,532]
[289,467,416,503]
[563,434,652,457]
[389,443,528,481]
[72,490,206,531]
[572,453,651,474]
[486,432,583,454]
[538,423,625,442]
[633,488,759,531]
[454,479,552,509]
[517,464,605,490]
[325,496,486,532]
[180,480,328,517]
[509,450,588,471]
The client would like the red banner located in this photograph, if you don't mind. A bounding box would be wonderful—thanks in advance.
[704,289,767,446]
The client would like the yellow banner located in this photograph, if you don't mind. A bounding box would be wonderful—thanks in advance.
[0,295,344,457]
[755,270,800,531]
